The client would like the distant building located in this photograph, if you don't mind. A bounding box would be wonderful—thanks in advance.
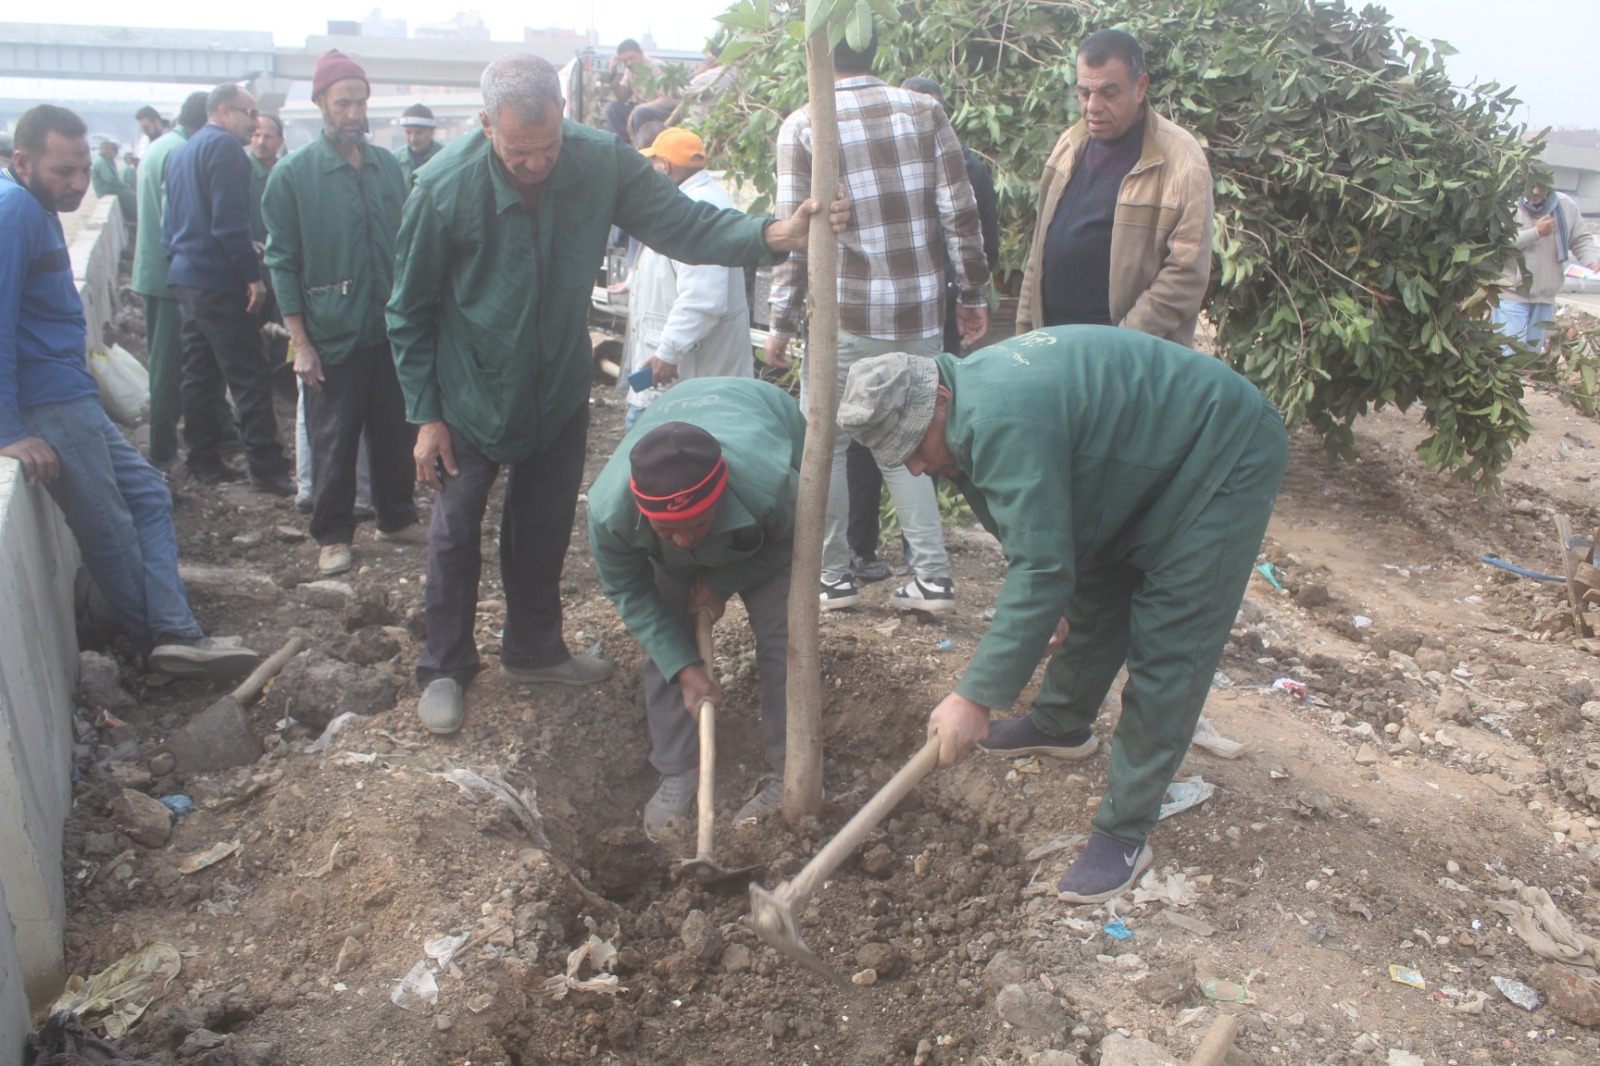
[415,10,491,41]
[363,8,408,39]
[1544,144,1600,217]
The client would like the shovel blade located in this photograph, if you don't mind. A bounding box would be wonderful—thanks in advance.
[747,882,846,985]
[673,855,759,886]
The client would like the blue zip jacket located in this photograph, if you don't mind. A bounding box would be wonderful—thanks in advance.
[161,123,260,292]
[0,171,96,447]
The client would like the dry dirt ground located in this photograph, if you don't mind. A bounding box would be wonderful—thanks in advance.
[42,302,1600,1066]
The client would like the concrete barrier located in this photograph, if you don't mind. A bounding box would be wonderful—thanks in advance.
[70,197,126,351]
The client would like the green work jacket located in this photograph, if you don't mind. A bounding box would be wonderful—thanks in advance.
[249,154,275,243]
[263,136,407,366]
[588,378,804,682]
[130,127,189,299]
[395,139,443,187]
[92,154,137,222]
[387,123,778,464]
[935,327,1275,711]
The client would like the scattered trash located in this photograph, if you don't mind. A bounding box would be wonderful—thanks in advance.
[1387,1050,1425,1066]
[1191,716,1243,758]
[1255,562,1285,591]
[425,933,471,969]
[178,840,240,875]
[294,840,342,879]
[1352,615,1373,629]
[1134,870,1200,908]
[391,960,439,1013]
[1158,776,1214,821]
[1489,885,1600,968]
[872,618,901,636]
[1159,909,1218,937]
[934,639,953,652]
[50,942,182,1038]
[1480,556,1566,584]
[307,711,367,754]
[1493,975,1542,1011]
[543,934,624,1000]
[1103,920,1132,940]
[157,794,193,816]
[1199,977,1250,1003]
[1010,755,1043,775]
[1388,964,1426,990]
[1271,677,1307,701]
[432,768,550,848]
[1024,833,1087,862]
[25,1011,159,1066]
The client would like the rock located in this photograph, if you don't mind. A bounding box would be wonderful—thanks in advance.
[1354,743,1380,766]
[1581,701,1600,725]
[79,650,121,690]
[680,910,721,960]
[294,580,355,610]
[149,751,177,777]
[1415,647,1455,676]
[1569,680,1596,706]
[177,565,279,603]
[165,700,262,774]
[233,1042,283,1066]
[264,650,398,729]
[983,950,1031,992]
[343,590,396,632]
[1097,1033,1181,1065]
[719,943,752,974]
[178,1029,227,1056]
[109,788,172,847]
[336,626,402,666]
[995,983,1069,1036]
[1136,958,1196,1006]
[333,936,365,975]
[1534,964,1600,1027]
[1397,726,1422,752]
[851,968,878,986]
[83,831,118,857]
[860,843,899,879]
[1027,1053,1079,1066]
[856,941,901,979]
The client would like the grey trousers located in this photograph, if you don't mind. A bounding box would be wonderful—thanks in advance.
[645,562,790,778]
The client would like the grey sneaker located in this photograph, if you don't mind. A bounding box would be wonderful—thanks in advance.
[734,776,783,823]
[418,678,466,735]
[644,769,699,838]
[1056,832,1153,904]
[148,637,260,683]
[851,555,892,584]
[501,653,613,686]
[979,716,1099,761]
[318,543,354,575]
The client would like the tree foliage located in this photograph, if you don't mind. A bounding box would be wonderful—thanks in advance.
[702,0,1546,486]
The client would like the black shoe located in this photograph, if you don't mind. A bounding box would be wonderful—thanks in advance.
[186,462,246,486]
[979,716,1099,760]
[852,555,892,583]
[819,577,860,610]
[1056,832,1153,904]
[251,472,296,497]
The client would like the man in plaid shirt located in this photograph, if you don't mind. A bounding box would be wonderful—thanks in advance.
[765,34,990,615]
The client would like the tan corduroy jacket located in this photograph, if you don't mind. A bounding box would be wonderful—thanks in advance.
[1017,103,1214,347]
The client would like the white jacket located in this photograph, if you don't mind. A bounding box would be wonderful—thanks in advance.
[625,169,754,409]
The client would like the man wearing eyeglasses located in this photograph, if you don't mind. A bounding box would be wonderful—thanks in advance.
[162,83,292,494]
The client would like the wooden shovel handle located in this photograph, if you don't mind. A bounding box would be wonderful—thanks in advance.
[693,610,717,857]
[782,733,942,906]
[1187,1014,1238,1066]
[231,636,305,703]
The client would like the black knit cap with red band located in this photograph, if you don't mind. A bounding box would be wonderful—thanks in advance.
[630,422,728,522]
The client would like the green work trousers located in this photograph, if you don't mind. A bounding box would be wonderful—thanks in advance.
[144,294,184,464]
[1031,403,1288,845]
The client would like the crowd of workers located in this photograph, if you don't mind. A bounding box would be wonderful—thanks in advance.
[0,26,1582,905]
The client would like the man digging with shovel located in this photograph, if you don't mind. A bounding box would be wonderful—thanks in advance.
[588,378,805,838]
[837,327,1287,903]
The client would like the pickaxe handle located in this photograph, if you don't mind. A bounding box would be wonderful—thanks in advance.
[694,610,717,859]
[230,635,305,703]
[780,733,942,906]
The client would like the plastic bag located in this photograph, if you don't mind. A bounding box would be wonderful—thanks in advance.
[88,344,149,426]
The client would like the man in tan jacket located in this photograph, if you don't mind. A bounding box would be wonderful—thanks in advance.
[1016,29,1213,347]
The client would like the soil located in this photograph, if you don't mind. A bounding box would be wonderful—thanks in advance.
[46,293,1600,1066]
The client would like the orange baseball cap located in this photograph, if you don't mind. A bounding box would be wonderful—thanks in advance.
[640,127,707,167]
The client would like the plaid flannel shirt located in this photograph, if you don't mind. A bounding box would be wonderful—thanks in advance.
[769,76,989,342]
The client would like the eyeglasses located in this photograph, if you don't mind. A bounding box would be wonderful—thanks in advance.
[226,104,259,120]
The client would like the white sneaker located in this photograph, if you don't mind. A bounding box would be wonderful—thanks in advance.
[644,769,699,838]
[819,577,860,610]
[734,776,783,823]
[890,576,955,613]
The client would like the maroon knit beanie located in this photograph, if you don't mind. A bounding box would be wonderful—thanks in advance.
[312,50,369,100]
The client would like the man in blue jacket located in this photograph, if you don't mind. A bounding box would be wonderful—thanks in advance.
[163,84,292,494]
[1,105,260,682]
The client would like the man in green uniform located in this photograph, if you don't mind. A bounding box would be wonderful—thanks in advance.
[265,50,418,579]
[91,139,137,224]
[395,103,443,187]
[248,113,284,243]
[589,379,803,834]
[838,327,1288,903]
[388,53,838,736]
[131,92,207,470]
[119,153,138,198]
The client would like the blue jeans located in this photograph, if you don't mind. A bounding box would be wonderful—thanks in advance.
[1493,299,1557,351]
[21,396,202,655]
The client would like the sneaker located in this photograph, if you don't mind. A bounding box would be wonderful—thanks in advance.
[819,577,860,610]
[186,462,245,486]
[501,653,613,687]
[250,471,296,497]
[374,522,425,544]
[734,776,783,823]
[890,576,956,613]
[318,543,354,575]
[979,715,1099,761]
[148,637,260,683]
[295,497,313,515]
[644,769,699,838]
[1056,832,1153,904]
[418,678,466,735]
[851,555,892,584]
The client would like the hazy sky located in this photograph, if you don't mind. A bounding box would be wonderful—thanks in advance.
[5,1,1597,127]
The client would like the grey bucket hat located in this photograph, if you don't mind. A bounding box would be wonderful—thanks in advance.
[837,353,940,468]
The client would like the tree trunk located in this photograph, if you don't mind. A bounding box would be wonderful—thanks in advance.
[780,35,840,824]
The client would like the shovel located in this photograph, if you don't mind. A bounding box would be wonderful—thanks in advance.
[673,611,759,885]
[164,636,305,774]
[747,732,943,984]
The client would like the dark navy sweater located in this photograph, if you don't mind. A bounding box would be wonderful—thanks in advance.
[0,171,97,447]
[161,122,261,293]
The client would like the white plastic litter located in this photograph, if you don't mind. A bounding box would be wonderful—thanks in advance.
[1191,716,1243,758]
[431,767,550,847]
[425,933,471,969]
[89,344,149,426]
[543,934,624,1000]
[1158,777,1215,821]
[307,711,367,753]
[390,960,439,1012]
[1492,975,1541,1011]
